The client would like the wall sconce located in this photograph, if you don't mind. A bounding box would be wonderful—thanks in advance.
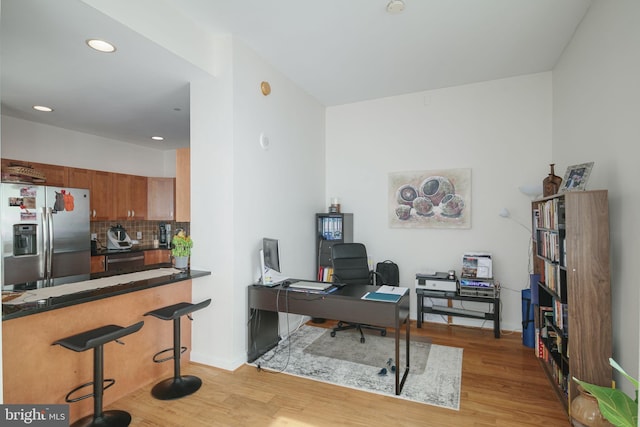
[518,184,543,199]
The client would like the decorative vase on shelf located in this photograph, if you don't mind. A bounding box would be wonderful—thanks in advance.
[174,256,189,270]
[570,386,614,427]
[543,163,563,197]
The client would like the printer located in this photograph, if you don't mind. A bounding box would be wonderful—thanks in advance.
[415,271,457,293]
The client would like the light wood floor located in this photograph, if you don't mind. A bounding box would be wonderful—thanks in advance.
[107,320,570,426]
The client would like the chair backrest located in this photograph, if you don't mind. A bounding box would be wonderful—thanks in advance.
[331,243,371,285]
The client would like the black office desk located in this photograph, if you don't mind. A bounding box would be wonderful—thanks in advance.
[248,284,411,395]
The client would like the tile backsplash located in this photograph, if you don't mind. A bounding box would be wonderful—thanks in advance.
[91,220,190,249]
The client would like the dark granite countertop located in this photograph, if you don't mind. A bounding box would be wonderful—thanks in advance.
[2,265,210,321]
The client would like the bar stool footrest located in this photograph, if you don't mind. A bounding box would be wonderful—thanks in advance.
[71,409,131,427]
[151,375,202,400]
[152,346,187,363]
[65,379,115,403]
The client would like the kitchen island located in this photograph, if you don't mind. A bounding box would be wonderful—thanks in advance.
[2,265,210,424]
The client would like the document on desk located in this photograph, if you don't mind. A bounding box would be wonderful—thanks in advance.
[361,285,408,303]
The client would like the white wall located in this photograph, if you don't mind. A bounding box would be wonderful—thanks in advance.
[1,115,175,177]
[552,0,640,396]
[187,37,326,369]
[326,73,552,331]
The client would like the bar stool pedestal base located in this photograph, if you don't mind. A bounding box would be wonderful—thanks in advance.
[72,410,131,427]
[151,375,202,400]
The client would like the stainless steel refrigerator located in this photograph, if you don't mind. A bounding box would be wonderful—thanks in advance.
[1,183,90,289]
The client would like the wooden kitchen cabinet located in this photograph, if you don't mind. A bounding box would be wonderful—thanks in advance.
[175,148,190,222]
[68,168,112,221]
[91,170,114,221]
[67,167,91,188]
[90,255,106,273]
[113,173,147,220]
[147,177,175,220]
[32,161,68,187]
[144,249,171,265]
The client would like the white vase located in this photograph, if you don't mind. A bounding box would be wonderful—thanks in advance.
[174,256,189,269]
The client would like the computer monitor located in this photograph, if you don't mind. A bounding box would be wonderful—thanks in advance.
[263,238,280,273]
[260,238,285,285]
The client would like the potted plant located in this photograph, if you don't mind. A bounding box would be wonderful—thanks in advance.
[573,358,638,427]
[171,228,193,269]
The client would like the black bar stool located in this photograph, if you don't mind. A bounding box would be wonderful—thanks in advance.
[144,299,211,400]
[53,321,144,427]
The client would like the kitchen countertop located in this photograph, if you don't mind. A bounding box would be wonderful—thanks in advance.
[2,265,210,321]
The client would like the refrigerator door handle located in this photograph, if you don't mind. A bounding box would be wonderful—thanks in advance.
[41,207,50,280]
[46,207,55,282]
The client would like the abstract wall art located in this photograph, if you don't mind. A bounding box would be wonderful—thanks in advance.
[389,168,471,229]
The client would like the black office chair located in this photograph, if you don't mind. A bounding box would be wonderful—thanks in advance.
[330,243,388,343]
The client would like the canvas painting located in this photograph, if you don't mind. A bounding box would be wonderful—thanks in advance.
[389,168,471,229]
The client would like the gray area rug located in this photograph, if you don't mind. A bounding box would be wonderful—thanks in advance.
[303,328,430,374]
[250,325,463,410]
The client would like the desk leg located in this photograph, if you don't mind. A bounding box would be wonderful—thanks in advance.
[247,309,280,362]
[395,315,410,395]
[493,297,500,338]
[416,292,423,328]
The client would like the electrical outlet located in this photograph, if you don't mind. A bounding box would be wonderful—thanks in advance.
[136,231,142,239]
[91,233,97,241]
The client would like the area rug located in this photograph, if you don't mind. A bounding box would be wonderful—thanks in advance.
[249,325,463,410]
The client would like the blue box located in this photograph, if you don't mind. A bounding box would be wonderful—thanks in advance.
[521,288,535,348]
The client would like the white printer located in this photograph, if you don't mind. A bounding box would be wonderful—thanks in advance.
[415,271,457,292]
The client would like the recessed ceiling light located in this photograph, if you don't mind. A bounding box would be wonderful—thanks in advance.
[386,0,405,14]
[33,105,53,112]
[86,39,116,53]
[151,136,164,141]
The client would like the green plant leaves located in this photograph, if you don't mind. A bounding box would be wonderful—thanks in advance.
[574,378,638,427]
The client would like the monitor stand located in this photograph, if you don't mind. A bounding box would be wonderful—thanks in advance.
[260,268,288,287]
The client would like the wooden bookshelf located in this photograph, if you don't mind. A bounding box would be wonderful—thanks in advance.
[531,190,611,416]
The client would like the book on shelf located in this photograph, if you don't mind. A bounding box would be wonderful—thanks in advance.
[317,266,334,282]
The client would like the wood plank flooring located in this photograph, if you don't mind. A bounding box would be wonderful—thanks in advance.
[106,321,570,426]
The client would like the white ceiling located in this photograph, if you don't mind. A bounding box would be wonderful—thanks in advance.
[1,0,591,150]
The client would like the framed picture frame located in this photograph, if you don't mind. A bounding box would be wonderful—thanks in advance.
[388,168,471,229]
[560,162,594,192]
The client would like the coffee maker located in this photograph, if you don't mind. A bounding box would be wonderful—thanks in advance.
[158,223,170,248]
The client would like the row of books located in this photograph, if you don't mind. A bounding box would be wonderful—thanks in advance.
[535,329,569,397]
[534,198,565,230]
[543,261,560,296]
[536,230,562,263]
[553,300,568,333]
[317,266,334,282]
[319,217,344,241]
[542,305,568,337]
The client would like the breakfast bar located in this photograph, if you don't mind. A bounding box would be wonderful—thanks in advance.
[2,266,210,424]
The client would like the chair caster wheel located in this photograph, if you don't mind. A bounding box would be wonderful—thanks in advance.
[360,337,365,343]
[381,330,387,337]
[330,331,336,337]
